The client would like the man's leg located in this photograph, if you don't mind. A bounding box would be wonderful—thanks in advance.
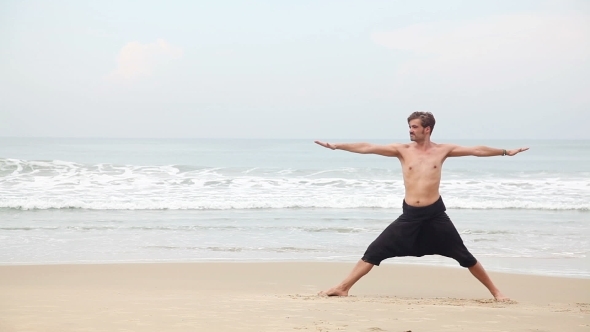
[320,212,407,296]
[426,212,509,301]
[318,259,374,296]
[468,261,509,301]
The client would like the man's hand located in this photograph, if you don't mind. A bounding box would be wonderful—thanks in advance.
[314,141,336,150]
[506,147,529,156]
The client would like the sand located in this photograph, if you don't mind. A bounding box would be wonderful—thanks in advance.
[0,262,588,331]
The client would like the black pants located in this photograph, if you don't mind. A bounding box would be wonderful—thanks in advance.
[362,197,477,268]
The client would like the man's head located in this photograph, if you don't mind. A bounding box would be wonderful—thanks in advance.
[407,111,435,142]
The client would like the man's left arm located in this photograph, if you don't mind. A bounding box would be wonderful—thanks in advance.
[446,145,529,157]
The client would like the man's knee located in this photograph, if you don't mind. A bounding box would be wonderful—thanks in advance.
[460,257,478,268]
[361,256,381,266]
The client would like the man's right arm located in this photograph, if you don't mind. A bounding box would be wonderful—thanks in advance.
[314,141,401,157]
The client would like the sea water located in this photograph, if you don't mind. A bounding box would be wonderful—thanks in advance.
[0,138,588,277]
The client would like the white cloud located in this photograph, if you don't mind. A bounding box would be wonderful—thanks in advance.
[371,12,590,99]
[106,39,183,81]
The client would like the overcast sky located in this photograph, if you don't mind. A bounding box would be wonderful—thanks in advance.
[1,0,589,139]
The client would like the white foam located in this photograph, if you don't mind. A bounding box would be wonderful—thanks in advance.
[1,159,589,210]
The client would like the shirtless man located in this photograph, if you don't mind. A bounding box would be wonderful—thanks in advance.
[314,111,529,301]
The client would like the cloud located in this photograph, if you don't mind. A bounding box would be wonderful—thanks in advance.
[371,12,590,99]
[106,39,183,81]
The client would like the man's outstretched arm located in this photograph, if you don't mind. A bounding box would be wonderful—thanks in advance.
[447,145,529,157]
[314,141,401,157]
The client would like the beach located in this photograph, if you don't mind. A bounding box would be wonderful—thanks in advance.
[1,262,588,331]
[3,0,590,329]
[1,138,589,331]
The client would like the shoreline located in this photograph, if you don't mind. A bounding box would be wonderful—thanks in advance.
[3,208,588,282]
[1,262,588,331]
[1,256,588,279]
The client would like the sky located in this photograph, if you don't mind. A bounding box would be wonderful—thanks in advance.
[1,0,589,139]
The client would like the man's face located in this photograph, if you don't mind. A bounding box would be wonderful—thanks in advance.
[408,119,427,142]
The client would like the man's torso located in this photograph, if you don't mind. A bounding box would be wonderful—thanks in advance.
[397,142,450,207]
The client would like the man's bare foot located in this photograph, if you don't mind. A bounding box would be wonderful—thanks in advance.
[318,287,348,296]
[493,292,510,301]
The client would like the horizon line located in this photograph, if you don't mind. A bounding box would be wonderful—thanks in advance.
[0,136,588,141]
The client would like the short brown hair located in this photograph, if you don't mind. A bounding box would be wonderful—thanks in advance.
[407,111,435,134]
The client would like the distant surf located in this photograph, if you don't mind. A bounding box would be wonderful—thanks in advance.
[1,158,588,211]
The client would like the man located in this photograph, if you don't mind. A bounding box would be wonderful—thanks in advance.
[314,111,528,301]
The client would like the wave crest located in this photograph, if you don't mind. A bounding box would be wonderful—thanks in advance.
[1,159,588,211]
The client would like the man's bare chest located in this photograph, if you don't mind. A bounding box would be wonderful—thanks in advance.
[401,154,445,174]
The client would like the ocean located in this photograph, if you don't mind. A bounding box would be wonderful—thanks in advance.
[0,138,588,278]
